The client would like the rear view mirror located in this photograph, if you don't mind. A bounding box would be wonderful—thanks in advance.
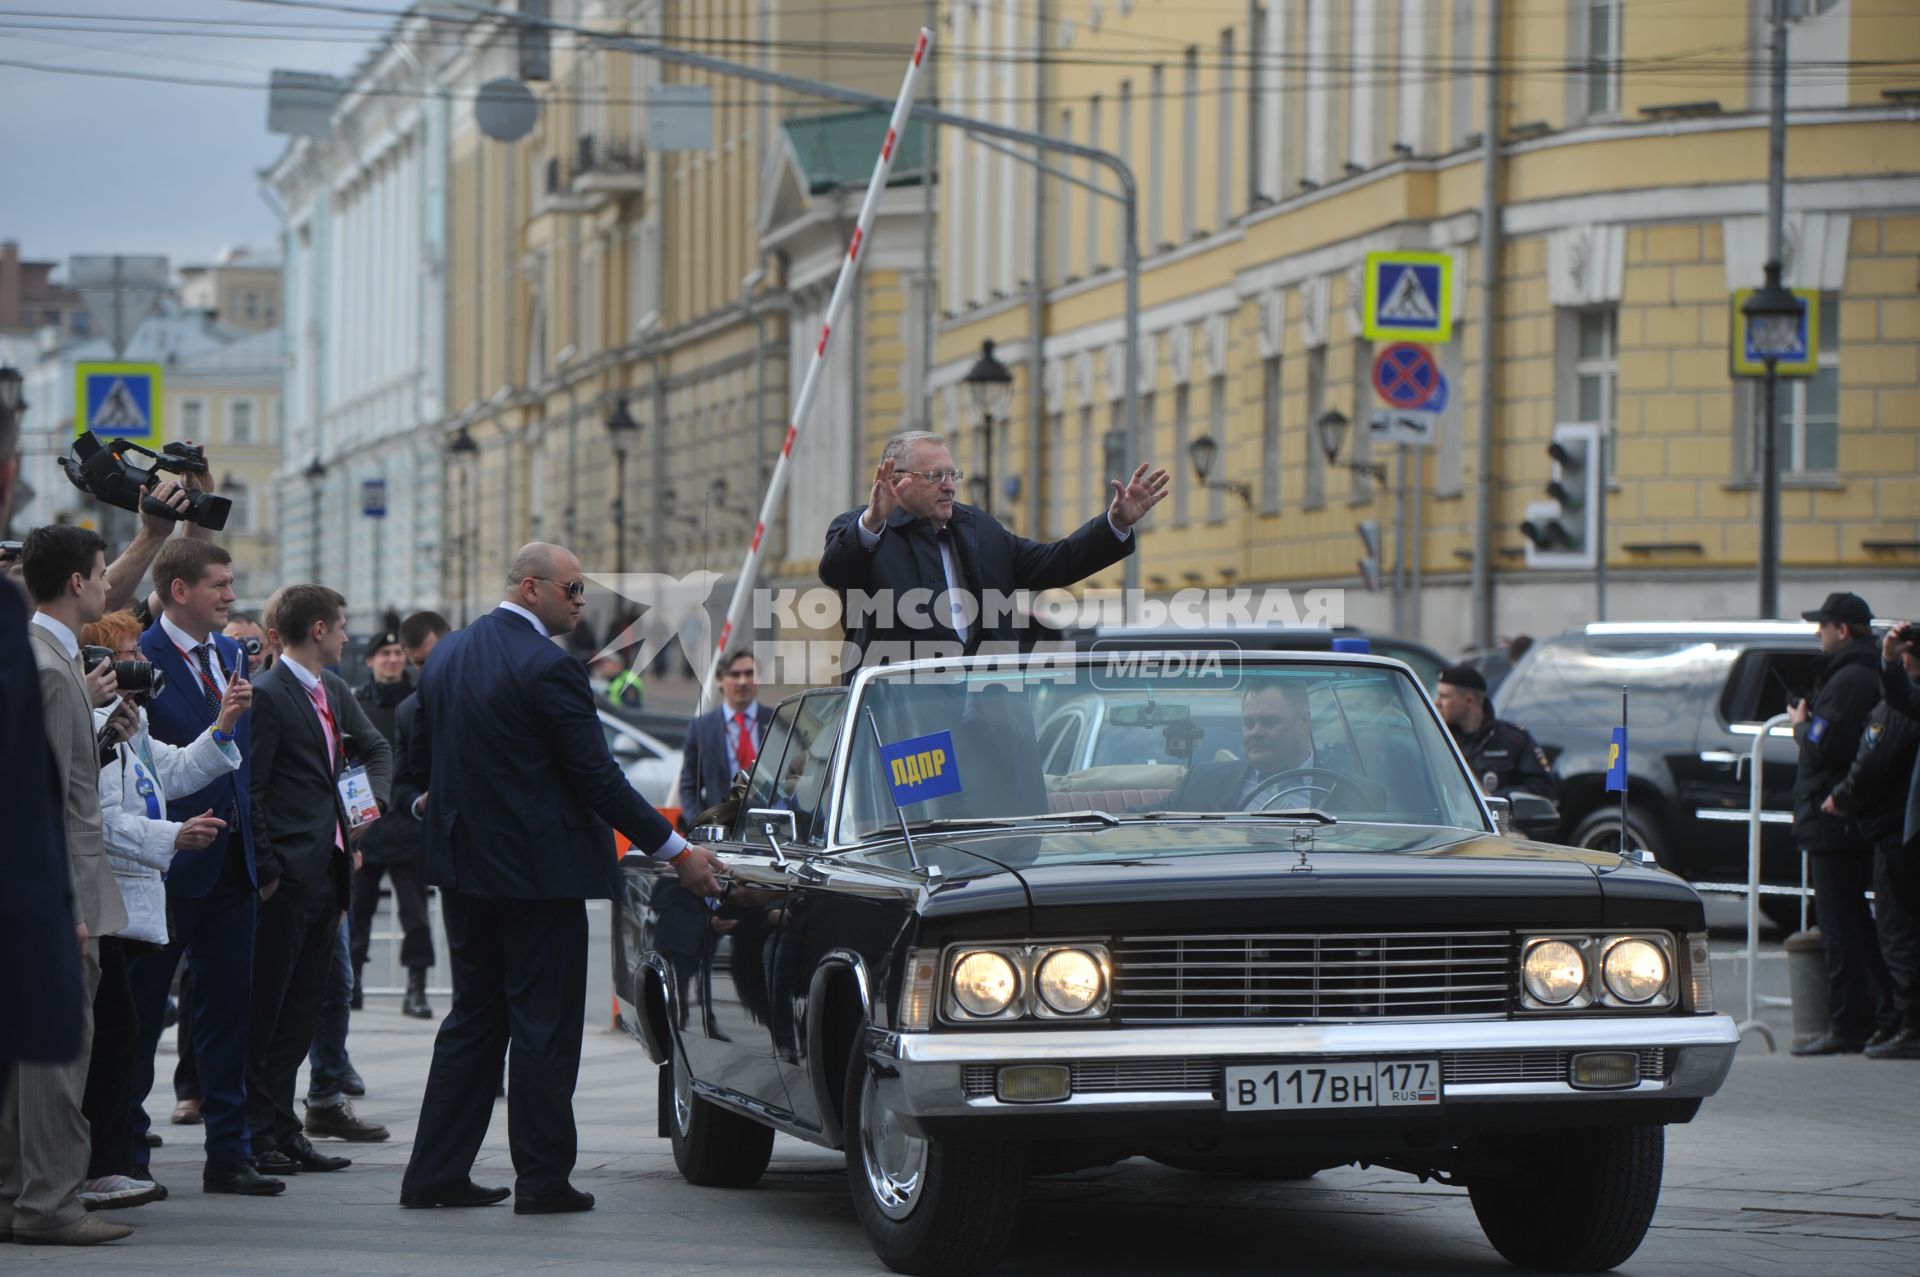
[1108,702,1192,728]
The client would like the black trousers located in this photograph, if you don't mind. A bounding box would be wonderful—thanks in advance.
[173,967,199,1101]
[247,879,339,1154]
[1875,834,1920,1033]
[401,893,586,1199]
[349,859,435,971]
[81,936,138,1178]
[1809,848,1899,1039]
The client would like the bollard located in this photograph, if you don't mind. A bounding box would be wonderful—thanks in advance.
[1784,926,1828,1049]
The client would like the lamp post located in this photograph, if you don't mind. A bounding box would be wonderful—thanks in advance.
[1318,408,1404,630]
[961,339,1013,516]
[605,396,639,578]
[1186,434,1252,506]
[1315,408,1387,484]
[303,457,328,580]
[446,425,478,624]
[1742,261,1801,619]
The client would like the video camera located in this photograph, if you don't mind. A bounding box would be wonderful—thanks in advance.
[59,431,230,531]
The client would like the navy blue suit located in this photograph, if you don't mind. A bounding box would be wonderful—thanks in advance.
[402,607,677,1200]
[0,581,84,1103]
[677,701,772,821]
[128,621,257,1169]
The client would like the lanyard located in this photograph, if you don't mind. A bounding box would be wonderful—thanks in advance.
[172,637,227,700]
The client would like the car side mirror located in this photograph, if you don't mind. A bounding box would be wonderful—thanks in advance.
[745,807,798,866]
[1507,792,1563,841]
[611,735,644,760]
[1485,796,1512,836]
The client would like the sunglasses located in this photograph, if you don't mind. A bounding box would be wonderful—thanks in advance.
[535,577,586,600]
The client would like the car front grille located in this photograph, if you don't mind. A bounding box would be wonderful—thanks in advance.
[957,1049,1670,1099]
[1109,931,1515,1024]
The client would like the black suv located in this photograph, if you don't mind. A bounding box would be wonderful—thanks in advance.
[1494,621,1858,928]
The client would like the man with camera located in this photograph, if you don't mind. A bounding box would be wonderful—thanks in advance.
[5,525,134,1245]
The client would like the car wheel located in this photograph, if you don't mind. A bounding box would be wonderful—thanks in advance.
[844,1027,1026,1276]
[1468,1124,1663,1272]
[659,1037,774,1188]
[1569,806,1667,865]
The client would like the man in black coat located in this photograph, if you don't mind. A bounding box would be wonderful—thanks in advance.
[819,431,1167,675]
[398,543,724,1215]
[1787,592,1897,1055]
[1434,663,1559,803]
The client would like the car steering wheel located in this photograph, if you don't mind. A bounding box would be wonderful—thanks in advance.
[1242,767,1368,813]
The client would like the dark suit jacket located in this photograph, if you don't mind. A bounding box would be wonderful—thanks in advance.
[678,701,772,820]
[391,689,426,828]
[0,581,84,1066]
[819,502,1133,662]
[411,608,676,899]
[139,622,256,897]
[248,662,392,902]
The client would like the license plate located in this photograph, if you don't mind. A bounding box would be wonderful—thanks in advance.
[1224,1059,1442,1112]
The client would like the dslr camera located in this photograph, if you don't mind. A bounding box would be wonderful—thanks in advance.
[81,645,168,699]
[59,431,231,531]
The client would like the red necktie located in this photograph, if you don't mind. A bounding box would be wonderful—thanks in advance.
[734,712,756,772]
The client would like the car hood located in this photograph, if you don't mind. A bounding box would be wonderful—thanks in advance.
[908,823,1616,933]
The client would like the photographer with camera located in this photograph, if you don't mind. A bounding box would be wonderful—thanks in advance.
[79,610,250,1202]
[224,612,274,673]
[7,525,134,1246]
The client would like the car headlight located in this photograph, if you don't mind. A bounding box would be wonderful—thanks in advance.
[950,951,1019,1017]
[1603,938,1668,1004]
[1034,948,1105,1015]
[1522,939,1587,1005]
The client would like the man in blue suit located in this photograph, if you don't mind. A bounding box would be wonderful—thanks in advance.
[399,542,725,1214]
[677,648,771,823]
[133,540,283,1196]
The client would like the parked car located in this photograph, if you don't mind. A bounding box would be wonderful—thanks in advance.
[1072,623,1451,689]
[1493,620,1880,930]
[599,709,683,811]
[613,648,1735,1276]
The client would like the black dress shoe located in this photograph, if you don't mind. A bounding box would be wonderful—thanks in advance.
[285,1133,352,1172]
[142,1130,163,1147]
[1790,1030,1868,1057]
[513,1186,595,1215]
[400,1180,512,1209]
[1866,1026,1898,1049]
[1866,1027,1920,1059]
[342,1066,367,1098]
[254,1148,302,1175]
[204,1160,287,1196]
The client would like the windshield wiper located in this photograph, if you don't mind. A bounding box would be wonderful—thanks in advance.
[903,811,1122,833]
[1131,809,1339,825]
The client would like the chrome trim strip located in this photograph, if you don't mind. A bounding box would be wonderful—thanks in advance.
[1695,808,1791,824]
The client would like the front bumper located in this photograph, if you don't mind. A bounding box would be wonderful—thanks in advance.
[866,1015,1739,1135]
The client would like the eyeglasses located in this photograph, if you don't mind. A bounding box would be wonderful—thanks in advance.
[902,468,964,484]
[535,577,586,600]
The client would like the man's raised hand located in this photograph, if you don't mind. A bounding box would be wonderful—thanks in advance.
[860,458,907,534]
[1108,462,1171,531]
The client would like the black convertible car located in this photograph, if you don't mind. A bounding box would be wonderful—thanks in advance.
[613,650,1737,1276]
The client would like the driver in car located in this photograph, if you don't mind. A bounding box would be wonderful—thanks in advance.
[1167,684,1349,810]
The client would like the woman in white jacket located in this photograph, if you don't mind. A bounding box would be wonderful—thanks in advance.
[78,610,250,1209]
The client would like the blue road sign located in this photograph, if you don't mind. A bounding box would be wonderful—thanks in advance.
[361,478,388,518]
[74,362,162,442]
[1363,251,1453,343]
[1421,370,1450,414]
[1372,343,1441,410]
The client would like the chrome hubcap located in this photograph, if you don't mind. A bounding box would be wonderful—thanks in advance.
[859,1071,927,1220]
[671,1050,693,1136]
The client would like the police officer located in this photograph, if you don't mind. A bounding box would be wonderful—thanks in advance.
[1434,664,1558,802]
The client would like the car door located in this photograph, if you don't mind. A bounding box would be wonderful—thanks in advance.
[1691,643,1822,884]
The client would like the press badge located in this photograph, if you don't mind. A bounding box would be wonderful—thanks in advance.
[338,766,381,830]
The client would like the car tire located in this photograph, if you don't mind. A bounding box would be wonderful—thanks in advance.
[843,1027,1026,1276]
[1569,806,1667,865]
[1467,1124,1663,1272]
[660,1039,774,1188]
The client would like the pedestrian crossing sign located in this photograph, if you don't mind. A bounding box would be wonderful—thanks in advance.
[73,363,163,443]
[1362,251,1452,344]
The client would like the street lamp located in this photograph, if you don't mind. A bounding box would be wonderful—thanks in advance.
[446,425,478,623]
[961,339,1013,515]
[1316,407,1388,484]
[1187,433,1251,506]
[605,396,639,577]
[1742,258,1802,619]
[304,457,328,579]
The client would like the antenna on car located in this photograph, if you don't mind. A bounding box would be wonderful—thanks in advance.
[864,707,938,880]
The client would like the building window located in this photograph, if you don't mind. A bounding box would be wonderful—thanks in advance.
[1116,79,1133,258]
[180,399,206,440]
[1181,47,1199,240]
[243,292,260,322]
[225,480,251,534]
[1585,0,1622,118]
[1078,403,1096,522]
[1148,66,1165,249]
[1171,383,1191,527]
[1304,346,1327,509]
[1742,294,1839,479]
[1216,28,1234,229]
[228,399,254,446]
[1047,411,1067,537]
[1261,355,1282,514]
[1206,372,1228,524]
[1086,95,1103,276]
[1059,107,1076,280]
[1350,338,1374,502]
[1573,309,1617,480]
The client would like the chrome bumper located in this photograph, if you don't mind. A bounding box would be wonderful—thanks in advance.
[867,1015,1739,1121]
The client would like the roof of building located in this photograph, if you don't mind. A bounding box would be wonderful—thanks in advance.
[780,109,927,194]
[173,325,284,375]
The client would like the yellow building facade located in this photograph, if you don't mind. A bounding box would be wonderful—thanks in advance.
[930,0,1920,651]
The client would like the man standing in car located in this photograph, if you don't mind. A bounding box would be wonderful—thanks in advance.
[1789,591,1898,1056]
[1434,665,1559,803]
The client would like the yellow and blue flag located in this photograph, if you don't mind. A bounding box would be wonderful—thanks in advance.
[1605,727,1628,792]
[883,730,964,806]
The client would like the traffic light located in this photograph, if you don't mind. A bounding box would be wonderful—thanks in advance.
[1357,520,1382,592]
[1520,422,1601,569]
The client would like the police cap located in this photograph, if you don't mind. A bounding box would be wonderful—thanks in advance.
[1438,663,1487,694]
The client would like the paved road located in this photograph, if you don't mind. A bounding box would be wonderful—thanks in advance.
[10,904,1917,1276]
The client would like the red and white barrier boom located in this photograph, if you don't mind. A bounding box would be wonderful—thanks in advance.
[700,27,932,712]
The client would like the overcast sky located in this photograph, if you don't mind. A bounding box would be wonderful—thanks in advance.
[1,0,412,274]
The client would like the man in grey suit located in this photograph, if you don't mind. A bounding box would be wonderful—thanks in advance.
[4,525,134,1246]
[678,649,772,824]
[246,584,392,1176]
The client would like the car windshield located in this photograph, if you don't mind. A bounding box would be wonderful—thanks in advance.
[835,656,1487,843]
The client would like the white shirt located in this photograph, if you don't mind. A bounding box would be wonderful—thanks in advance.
[496,601,550,637]
[31,611,80,660]
[277,653,322,692]
[160,611,231,694]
